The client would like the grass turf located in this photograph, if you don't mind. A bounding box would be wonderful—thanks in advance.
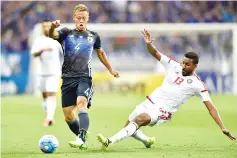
[1,94,237,158]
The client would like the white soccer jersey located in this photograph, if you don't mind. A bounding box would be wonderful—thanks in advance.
[148,54,210,113]
[31,35,62,76]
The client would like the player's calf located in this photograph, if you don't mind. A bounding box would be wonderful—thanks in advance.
[76,96,89,143]
[63,106,80,135]
[106,114,151,144]
[42,92,57,126]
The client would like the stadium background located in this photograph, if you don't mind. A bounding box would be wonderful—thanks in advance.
[1,1,237,158]
[1,1,237,95]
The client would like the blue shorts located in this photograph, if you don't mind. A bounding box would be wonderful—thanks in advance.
[61,77,94,108]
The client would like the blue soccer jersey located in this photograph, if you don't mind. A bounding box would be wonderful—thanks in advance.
[57,28,101,78]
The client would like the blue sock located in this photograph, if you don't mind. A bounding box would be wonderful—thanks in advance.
[66,120,80,136]
[78,110,89,142]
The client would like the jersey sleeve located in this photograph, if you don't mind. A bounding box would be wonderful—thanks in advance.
[57,27,70,43]
[93,33,101,49]
[195,82,211,102]
[31,38,43,55]
[159,54,180,71]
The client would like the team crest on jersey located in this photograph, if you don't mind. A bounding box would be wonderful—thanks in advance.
[187,79,193,84]
[87,36,93,44]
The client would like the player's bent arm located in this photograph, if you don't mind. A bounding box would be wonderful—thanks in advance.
[146,42,161,61]
[204,100,225,130]
[32,48,53,57]
[95,48,113,72]
[32,50,43,57]
[49,26,59,40]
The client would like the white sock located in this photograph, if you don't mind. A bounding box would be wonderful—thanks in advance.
[46,96,56,120]
[109,122,138,144]
[132,129,149,143]
[42,99,47,112]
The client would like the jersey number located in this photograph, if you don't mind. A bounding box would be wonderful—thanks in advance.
[159,108,172,120]
[174,77,184,85]
[75,43,81,51]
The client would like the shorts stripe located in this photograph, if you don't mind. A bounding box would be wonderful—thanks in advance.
[88,83,94,100]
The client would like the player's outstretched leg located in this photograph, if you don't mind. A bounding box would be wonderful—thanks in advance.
[97,131,156,149]
[123,120,156,148]
[97,113,151,150]
[132,130,156,148]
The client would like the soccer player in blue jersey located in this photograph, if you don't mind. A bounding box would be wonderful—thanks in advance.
[49,4,119,150]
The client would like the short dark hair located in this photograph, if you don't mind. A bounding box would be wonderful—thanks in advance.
[184,52,199,64]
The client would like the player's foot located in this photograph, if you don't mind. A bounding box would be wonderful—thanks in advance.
[143,137,156,148]
[97,133,111,151]
[69,137,88,150]
[42,120,54,127]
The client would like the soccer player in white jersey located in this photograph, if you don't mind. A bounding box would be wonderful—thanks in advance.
[97,29,236,150]
[31,20,62,127]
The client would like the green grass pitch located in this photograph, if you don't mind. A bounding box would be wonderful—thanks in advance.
[1,93,237,158]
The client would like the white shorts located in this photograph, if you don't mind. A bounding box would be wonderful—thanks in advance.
[128,99,172,126]
[39,75,60,92]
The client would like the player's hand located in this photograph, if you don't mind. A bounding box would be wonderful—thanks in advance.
[110,69,120,78]
[51,20,60,28]
[222,128,236,140]
[142,29,154,44]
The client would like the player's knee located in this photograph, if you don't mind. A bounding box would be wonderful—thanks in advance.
[76,104,87,112]
[134,113,151,127]
[76,96,87,106]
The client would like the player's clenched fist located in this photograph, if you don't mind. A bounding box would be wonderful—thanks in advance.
[51,20,60,28]
[110,69,120,78]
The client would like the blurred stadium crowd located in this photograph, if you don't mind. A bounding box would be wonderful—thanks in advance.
[1,1,236,55]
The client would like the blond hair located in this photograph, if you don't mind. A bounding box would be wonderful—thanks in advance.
[73,4,89,14]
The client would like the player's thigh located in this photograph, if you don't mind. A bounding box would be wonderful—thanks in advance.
[128,103,159,126]
[45,76,60,93]
[128,103,146,122]
[39,76,46,92]
[77,77,94,108]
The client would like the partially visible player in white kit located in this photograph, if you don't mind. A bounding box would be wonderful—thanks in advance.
[31,20,62,127]
[97,29,236,150]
